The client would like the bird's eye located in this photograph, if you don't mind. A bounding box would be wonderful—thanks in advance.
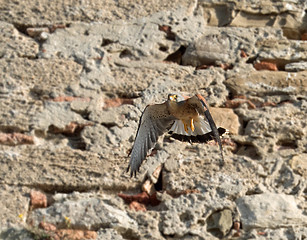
[174,95,177,99]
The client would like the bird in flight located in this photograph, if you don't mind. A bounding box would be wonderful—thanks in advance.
[127,93,225,177]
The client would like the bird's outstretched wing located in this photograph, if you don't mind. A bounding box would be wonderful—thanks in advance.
[195,94,225,166]
[127,103,176,177]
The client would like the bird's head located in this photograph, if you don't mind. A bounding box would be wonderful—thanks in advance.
[168,93,189,102]
[168,94,178,102]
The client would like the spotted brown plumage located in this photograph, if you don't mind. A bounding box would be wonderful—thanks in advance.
[127,93,225,177]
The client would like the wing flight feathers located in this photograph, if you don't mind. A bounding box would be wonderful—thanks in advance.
[127,103,175,177]
[196,94,224,166]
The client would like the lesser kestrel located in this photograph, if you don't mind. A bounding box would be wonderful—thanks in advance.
[127,93,225,177]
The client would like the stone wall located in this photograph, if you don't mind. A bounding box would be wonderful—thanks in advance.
[0,0,306,239]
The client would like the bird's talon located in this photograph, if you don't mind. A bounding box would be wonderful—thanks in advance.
[190,119,195,132]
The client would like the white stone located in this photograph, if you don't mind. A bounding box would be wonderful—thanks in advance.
[236,193,307,230]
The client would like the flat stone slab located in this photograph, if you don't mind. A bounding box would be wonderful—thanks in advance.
[30,194,138,234]
[182,27,284,66]
[0,0,196,26]
[0,146,136,193]
[225,70,307,96]
[236,193,307,230]
[0,58,82,98]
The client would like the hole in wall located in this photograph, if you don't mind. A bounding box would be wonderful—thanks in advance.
[164,45,186,64]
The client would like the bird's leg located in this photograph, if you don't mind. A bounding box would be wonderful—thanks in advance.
[183,122,189,133]
[190,118,195,132]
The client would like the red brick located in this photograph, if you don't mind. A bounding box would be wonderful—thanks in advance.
[254,61,278,71]
[0,133,34,146]
[30,190,47,208]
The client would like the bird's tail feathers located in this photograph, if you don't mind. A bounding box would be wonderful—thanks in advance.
[169,118,212,136]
